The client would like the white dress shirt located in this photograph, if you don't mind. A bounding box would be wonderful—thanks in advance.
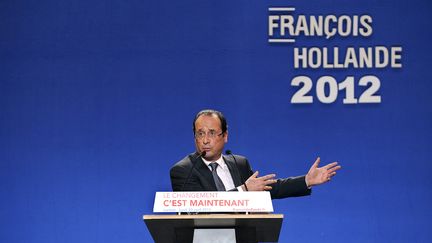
[202,156,236,191]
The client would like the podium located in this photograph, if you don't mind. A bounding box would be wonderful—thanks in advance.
[143,213,283,243]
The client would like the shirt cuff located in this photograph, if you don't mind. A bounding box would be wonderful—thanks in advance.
[305,177,312,189]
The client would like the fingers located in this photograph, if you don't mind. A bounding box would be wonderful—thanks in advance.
[325,170,339,182]
[258,174,277,185]
[327,165,341,173]
[311,157,321,169]
[248,172,275,182]
[245,172,277,191]
[323,162,339,170]
[329,171,337,177]
[264,179,277,185]
[250,171,259,178]
[259,174,276,181]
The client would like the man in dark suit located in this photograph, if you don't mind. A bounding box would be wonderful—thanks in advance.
[170,109,341,199]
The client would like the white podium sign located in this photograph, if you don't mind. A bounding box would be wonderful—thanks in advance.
[153,191,273,213]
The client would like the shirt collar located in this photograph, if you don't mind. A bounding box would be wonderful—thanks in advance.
[202,155,226,168]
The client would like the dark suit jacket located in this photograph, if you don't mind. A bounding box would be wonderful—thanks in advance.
[170,152,311,199]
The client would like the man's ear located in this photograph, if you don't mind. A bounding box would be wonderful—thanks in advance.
[224,131,228,143]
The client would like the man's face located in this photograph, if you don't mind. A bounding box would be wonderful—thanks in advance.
[194,114,228,161]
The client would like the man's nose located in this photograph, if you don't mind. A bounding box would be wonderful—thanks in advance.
[202,136,210,144]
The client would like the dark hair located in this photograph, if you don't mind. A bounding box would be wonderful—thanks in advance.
[192,109,228,134]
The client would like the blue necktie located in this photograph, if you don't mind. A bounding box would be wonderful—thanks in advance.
[209,163,226,191]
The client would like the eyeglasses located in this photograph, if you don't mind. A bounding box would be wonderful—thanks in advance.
[194,130,224,140]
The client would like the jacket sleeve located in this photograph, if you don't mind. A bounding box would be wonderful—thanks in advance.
[236,156,311,199]
[270,175,312,199]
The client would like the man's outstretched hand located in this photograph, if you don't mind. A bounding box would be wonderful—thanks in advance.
[305,157,341,187]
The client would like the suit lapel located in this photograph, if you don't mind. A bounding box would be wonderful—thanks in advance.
[223,155,242,187]
[194,157,217,190]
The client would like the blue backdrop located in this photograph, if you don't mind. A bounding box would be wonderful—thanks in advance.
[1,0,431,242]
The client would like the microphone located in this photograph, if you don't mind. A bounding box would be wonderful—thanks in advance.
[225,150,247,188]
[180,151,206,191]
